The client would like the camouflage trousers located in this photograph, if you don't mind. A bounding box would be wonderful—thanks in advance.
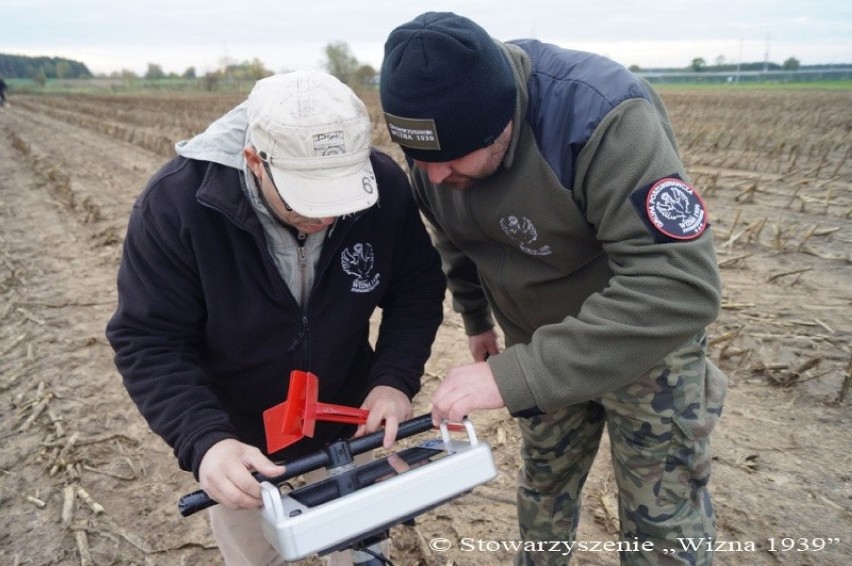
[515,333,727,566]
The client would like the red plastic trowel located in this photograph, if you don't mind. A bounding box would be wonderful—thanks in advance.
[263,370,370,453]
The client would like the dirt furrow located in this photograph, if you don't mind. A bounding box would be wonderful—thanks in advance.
[1,105,221,565]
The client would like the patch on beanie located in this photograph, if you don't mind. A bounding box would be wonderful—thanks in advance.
[384,113,441,151]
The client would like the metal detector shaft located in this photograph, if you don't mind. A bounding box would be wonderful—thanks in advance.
[178,414,434,517]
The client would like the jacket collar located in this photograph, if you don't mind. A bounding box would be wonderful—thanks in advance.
[497,41,532,171]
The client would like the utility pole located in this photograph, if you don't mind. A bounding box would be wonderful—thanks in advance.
[736,39,743,84]
[763,34,771,74]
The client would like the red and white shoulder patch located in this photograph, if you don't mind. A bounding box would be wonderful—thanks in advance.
[643,177,708,240]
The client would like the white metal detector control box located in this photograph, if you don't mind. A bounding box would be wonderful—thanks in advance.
[259,419,497,561]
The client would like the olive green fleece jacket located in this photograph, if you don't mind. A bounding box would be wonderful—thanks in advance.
[409,41,723,416]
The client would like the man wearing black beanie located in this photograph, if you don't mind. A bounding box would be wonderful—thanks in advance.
[381,12,727,566]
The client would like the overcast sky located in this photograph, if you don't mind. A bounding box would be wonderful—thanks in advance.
[4,0,851,75]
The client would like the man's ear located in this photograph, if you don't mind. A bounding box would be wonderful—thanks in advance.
[244,146,263,176]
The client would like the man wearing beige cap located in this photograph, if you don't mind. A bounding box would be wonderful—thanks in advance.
[107,70,446,565]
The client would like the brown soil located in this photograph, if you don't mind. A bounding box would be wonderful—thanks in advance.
[1,88,850,566]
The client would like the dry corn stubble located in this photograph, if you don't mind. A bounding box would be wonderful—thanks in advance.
[0,86,850,565]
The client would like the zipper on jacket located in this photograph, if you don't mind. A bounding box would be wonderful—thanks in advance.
[287,314,309,353]
[297,231,308,307]
[301,315,309,360]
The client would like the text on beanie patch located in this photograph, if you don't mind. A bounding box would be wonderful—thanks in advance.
[383,113,442,151]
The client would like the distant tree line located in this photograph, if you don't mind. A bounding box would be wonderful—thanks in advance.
[322,41,377,87]
[0,54,92,81]
[628,56,809,74]
[20,45,836,91]
[197,58,273,90]
[140,42,379,90]
[685,57,800,73]
[121,59,275,90]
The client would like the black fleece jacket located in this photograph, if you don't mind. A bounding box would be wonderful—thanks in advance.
[106,149,446,477]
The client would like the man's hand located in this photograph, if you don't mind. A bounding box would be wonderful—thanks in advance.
[198,439,285,510]
[354,385,412,449]
[468,329,500,361]
[431,361,505,424]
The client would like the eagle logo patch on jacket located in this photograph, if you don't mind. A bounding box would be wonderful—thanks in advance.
[499,215,553,256]
[341,243,380,293]
[630,175,708,242]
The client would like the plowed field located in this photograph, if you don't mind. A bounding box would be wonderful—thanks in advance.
[1,87,850,565]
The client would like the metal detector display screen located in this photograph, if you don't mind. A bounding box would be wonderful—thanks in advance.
[287,444,445,508]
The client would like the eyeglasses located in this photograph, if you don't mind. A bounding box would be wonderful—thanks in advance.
[261,158,294,212]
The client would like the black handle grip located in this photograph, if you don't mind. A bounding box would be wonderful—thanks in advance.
[177,489,217,516]
[178,414,435,517]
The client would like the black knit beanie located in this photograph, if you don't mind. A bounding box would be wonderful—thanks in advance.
[380,12,516,163]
